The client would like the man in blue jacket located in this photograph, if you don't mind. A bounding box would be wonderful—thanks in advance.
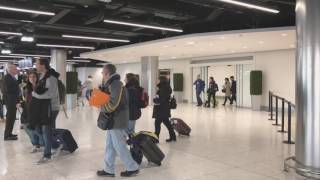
[193,75,205,106]
[230,76,237,105]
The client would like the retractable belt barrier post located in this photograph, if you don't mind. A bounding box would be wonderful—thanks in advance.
[273,96,281,126]
[278,98,287,133]
[283,102,295,144]
[268,93,274,121]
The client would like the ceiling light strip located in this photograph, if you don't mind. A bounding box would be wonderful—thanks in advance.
[37,44,95,50]
[0,31,22,36]
[0,55,24,58]
[66,60,90,63]
[0,5,55,16]
[0,41,4,44]
[217,0,279,14]
[62,35,130,43]
[104,19,183,33]
[10,53,51,58]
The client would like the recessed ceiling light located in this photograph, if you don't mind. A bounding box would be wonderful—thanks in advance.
[62,35,130,43]
[11,53,51,58]
[37,43,95,50]
[123,61,127,63]
[0,41,3,44]
[0,5,55,16]
[21,36,34,42]
[163,45,169,48]
[242,46,248,49]
[187,41,195,45]
[216,0,279,13]
[219,36,225,40]
[290,44,295,48]
[104,19,183,33]
[209,43,214,46]
[0,31,22,36]
[258,41,265,44]
[281,33,288,37]
[1,49,11,54]
[171,56,176,59]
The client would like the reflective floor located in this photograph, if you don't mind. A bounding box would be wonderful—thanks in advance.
[0,104,308,180]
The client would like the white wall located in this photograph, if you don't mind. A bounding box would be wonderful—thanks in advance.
[76,49,296,107]
[254,49,295,106]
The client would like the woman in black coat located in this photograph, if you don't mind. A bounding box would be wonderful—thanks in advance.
[153,76,176,142]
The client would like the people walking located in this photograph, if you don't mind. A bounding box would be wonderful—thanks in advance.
[28,59,59,164]
[153,76,176,142]
[222,78,232,106]
[82,75,93,101]
[97,64,139,178]
[125,73,142,135]
[3,63,20,141]
[206,77,219,108]
[230,76,237,105]
[193,75,205,106]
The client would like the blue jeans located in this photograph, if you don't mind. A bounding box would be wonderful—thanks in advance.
[104,129,139,174]
[37,125,52,158]
[25,127,44,147]
[196,91,203,105]
[127,121,136,135]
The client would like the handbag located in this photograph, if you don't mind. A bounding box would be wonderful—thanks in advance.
[170,96,177,109]
[97,111,114,130]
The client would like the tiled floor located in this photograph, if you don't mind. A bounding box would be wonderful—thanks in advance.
[0,104,308,180]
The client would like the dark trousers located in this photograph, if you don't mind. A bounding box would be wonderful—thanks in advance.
[0,99,4,119]
[196,91,203,105]
[207,93,217,107]
[51,110,59,130]
[4,103,17,138]
[223,97,232,105]
[231,94,237,104]
[155,118,176,139]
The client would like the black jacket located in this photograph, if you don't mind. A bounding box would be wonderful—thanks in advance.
[208,81,219,94]
[126,85,142,121]
[152,82,172,120]
[3,74,20,105]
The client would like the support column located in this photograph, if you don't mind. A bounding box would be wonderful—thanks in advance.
[295,0,320,178]
[141,56,159,105]
[51,49,66,84]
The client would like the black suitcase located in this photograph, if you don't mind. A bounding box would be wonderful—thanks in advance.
[54,129,78,153]
[128,132,164,166]
[171,118,191,136]
[140,136,165,166]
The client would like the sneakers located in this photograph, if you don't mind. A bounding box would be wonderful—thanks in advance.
[96,170,115,177]
[120,170,139,177]
[52,144,63,158]
[37,157,51,164]
[30,146,41,153]
[4,136,18,141]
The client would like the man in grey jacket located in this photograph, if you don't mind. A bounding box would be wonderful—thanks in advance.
[97,64,139,178]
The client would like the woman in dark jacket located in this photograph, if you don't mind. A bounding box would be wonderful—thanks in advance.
[153,76,176,142]
[125,73,142,135]
[23,71,44,152]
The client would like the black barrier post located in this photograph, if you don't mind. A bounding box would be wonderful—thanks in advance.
[273,96,281,126]
[268,94,274,121]
[268,92,271,113]
[284,103,295,144]
[278,98,287,133]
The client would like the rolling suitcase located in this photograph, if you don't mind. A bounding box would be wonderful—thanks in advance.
[54,129,78,153]
[171,118,191,136]
[129,131,164,166]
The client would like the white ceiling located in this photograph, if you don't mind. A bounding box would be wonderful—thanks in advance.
[81,26,296,64]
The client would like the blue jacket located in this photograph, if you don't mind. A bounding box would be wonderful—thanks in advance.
[231,80,237,95]
[194,79,205,92]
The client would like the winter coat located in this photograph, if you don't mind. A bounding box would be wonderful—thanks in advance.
[223,81,232,97]
[101,74,129,129]
[207,81,219,94]
[194,79,205,93]
[152,82,172,120]
[126,84,142,121]
[231,80,237,95]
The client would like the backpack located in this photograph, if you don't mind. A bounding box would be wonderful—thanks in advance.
[140,88,149,108]
[58,80,66,105]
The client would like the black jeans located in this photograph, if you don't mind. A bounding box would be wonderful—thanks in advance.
[4,103,17,138]
[155,118,176,139]
[207,93,216,107]
[231,94,237,104]
[223,97,232,105]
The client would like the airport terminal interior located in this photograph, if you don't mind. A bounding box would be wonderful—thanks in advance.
[0,0,319,180]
